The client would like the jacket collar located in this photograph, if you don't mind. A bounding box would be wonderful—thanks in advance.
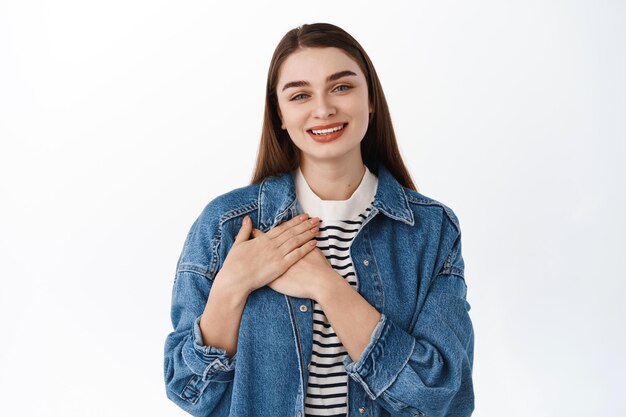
[258,164,414,230]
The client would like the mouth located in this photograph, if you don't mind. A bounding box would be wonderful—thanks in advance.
[307,123,347,136]
[306,122,348,143]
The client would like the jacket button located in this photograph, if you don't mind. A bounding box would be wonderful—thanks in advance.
[359,406,366,413]
[299,304,308,313]
[363,259,369,266]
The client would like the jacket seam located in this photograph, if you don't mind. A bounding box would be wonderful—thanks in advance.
[285,295,306,408]
[209,201,259,277]
[178,201,259,280]
[406,194,460,234]
[436,237,463,278]
[176,264,212,279]
[362,211,385,313]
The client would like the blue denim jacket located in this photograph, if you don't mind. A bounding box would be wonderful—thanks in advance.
[164,164,474,417]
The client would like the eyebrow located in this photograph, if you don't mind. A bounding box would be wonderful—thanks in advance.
[281,70,358,92]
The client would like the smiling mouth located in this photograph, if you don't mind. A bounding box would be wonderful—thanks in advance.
[307,123,347,136]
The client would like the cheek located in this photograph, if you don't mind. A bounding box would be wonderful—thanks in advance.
[349,92,371,115]
[349,102,371,124]
[283,108,307,129]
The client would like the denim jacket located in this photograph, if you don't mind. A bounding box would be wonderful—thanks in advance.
[164,164,474,417]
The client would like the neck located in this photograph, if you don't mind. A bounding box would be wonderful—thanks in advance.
[299,159,366,201]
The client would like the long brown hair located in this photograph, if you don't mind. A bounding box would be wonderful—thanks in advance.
[250,22,417,191]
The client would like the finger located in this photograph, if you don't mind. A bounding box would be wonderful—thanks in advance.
[266,212,310,239]
[279,222,319,255]
[234,215,253,244]
[274,215,320,247]
[283,238,319,267]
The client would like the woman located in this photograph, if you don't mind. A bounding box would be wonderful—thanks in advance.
[164,23,474,417]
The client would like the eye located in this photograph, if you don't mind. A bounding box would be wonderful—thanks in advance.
[290,93,309,101]
[334,84,352,92]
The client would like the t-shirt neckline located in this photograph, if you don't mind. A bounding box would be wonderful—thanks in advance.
[293,165,378,221]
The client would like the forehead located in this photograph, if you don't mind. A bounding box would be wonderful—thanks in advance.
[277,47,365,84]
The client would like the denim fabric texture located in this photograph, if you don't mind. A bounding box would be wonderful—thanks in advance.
[164,164,474,417]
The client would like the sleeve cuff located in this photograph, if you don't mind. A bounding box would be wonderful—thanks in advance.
[343,313,416,399]
[181,315,237,381]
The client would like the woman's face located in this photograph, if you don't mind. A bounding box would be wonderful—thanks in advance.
[275,47,372,166]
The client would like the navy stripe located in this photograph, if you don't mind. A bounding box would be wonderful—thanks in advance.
[315,235,354,243]
[307,381,347,389]
[329,263,353,271]
[308,371,346,378]
[326,254,350,261]
[313,340,344,349]
[309,360,344,368]
[312,350,346,358]
[338,219,363,225]
[319,225,359,233]
[306,392,346,400]
[317,244,350,251]
[313,319,332,328]
[313,330,337,338]
[305,401,347,409]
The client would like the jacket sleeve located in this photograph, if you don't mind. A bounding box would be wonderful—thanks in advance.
[342,232,474,417]
[163,208,237,417]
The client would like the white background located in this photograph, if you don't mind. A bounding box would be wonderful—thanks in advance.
[1,1,624,416]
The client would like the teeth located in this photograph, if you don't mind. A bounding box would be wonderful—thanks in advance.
[311,124,344,135]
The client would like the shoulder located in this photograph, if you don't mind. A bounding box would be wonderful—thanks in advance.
[402,187,461,234]
[176,183,261,275]
[401,187,466,278]
[196,182,261,228]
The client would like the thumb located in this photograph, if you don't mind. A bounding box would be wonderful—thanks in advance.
[234,215,253,243]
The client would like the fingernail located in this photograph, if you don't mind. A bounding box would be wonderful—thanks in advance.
[243,216,248,225]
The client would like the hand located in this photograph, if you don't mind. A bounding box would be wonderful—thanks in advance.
[268,246,337,300]
[216,213,321,295]
[251,228,336,300]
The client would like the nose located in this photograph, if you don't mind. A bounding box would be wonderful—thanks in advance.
[311,95,336,119]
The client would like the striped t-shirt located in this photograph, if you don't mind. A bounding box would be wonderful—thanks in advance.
[292,165,379,417]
